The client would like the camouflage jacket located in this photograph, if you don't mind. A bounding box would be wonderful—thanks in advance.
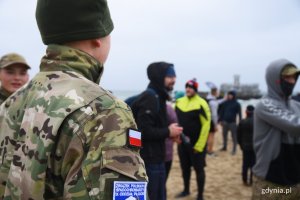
[0,88,9,105]
[0,45,148,199]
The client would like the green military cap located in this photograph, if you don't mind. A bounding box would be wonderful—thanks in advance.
[281,65,300,76]
[0,53,30,69]
[36,0,114,45]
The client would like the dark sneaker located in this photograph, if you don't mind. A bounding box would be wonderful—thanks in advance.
[219,147,227,151]
[175,191,190,198]
[197,196,204,200]
[207,152,217,157]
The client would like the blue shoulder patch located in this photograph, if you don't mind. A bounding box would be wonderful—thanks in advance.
[113,181,147,200]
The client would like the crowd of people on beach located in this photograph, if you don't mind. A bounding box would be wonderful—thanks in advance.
[1,1,300,200]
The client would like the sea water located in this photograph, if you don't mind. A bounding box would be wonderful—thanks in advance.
[111,90,141,101]
[112,89,260,110]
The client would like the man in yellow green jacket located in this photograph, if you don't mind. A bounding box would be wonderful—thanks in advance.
[175,79,211,200]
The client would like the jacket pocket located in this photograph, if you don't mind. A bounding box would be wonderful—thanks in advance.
[85,147,148,200]
[100,147,148,199]
[101,147,148,181]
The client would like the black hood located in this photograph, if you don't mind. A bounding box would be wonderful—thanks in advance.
[147,62,174,98]
[228,90,237,99]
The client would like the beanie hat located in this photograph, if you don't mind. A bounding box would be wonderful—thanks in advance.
[0,53,30,69]
[228,90,236,97]
[185,78,198,92]
[246,105,255,117]
[246,105,255,113]
[165,65,176,77]
[36,0,114,45]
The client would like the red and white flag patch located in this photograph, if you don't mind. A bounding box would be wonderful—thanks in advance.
[128,129,142,148]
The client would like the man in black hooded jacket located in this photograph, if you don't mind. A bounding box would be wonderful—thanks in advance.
[134,61,182,200]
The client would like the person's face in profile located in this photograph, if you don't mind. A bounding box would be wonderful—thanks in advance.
[164,76,176,91]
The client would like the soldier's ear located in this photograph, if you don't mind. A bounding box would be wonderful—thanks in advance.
[92,39,101,48]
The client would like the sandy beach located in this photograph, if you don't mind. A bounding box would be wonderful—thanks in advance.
[166,125,252,200]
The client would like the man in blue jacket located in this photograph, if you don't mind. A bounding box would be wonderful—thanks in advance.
[219,90,242,155]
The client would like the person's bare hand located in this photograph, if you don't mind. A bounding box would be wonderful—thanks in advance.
[168,123,183,138]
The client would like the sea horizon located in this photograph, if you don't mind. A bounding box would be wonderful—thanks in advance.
[111,89,260,109]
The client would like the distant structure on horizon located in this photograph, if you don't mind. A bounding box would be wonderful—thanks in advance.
[219,75,262,100]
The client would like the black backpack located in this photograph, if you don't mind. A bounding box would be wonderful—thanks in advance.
[125,88,160,120]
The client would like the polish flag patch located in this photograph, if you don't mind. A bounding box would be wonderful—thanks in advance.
[128,129,142,148]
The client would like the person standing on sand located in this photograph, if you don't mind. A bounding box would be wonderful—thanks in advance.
[218,90,242,155]
[175,79,211,200]
[237,105,255,186]
[206,87,225,156]
[165,102,178,198]
[134,62,183,200]
[252,59,300,199]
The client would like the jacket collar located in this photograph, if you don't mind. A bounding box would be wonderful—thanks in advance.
[148,83,170,101]
[40,44,103,84]
[0,87,10,99]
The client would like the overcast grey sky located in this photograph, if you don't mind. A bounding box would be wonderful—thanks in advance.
[1,0,300,93]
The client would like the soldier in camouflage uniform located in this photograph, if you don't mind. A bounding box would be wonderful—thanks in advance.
[0,53,30,105]
[0,0,148,199]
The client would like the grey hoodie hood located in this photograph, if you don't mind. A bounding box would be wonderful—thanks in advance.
[266,59,297,100]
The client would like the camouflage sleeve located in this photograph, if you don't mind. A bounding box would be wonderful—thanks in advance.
[49,97,148,200]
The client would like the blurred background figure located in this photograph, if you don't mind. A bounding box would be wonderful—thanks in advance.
[218,90,241,155]
[206,87,225,156]
[164,102,178,198]
[174,90,185,102]
[0,53,30,105]
[292,92,300,102]
[237,105,255,186]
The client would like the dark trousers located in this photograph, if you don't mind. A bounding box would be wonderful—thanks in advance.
[164,160,172,199]
[242,150,255,184]
[222,121,237,152]
[145,162,166,200]
[178,144,206,199]
[165,160,172,181]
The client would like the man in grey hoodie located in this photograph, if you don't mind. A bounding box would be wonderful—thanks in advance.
[252,59,300,199]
